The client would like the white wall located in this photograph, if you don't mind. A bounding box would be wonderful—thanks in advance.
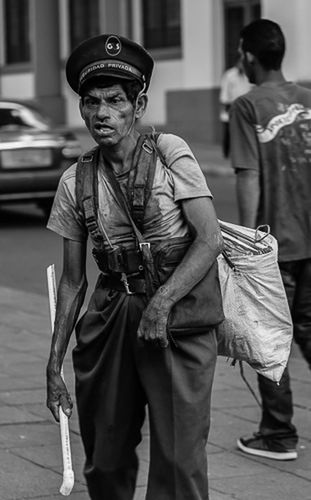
[182,0,221,88]
[262,0,311,82]
[2,74,34,99]
[62,71,84,127]
[136,0,223,125]
[143,60,183,125]
[131,0,184,125]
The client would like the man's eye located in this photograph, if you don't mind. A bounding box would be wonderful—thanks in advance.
[111,96,122,104]
[85,98,98,107]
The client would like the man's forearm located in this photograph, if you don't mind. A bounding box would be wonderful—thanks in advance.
[236,169,260,228]
[47,276,87,373]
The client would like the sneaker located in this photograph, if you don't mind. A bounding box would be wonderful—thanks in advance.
[237,433,298,461]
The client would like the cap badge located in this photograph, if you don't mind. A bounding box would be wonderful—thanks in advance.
[105,35,122,56]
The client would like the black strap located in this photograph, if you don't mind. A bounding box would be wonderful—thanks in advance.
[103,163,159,296]
[127,133,160,232]
[76,133,161,241]
[75,147,106,249]
[75,146,99,212]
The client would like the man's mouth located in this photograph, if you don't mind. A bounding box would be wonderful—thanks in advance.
[94,124,114,136]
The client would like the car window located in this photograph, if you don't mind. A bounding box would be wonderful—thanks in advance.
[0,108,25,128]
[18,107,51,130]
[0,105,51,130]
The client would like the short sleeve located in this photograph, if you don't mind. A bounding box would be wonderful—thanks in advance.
[230,96,260,171]
[47,164,87,241]
[157,134,212,201]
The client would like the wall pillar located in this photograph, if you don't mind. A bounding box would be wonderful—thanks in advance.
[166,0,222,143]
[31,0,65,123]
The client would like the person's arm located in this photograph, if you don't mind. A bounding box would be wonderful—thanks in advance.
[236,169,260,228]
[230,96,260,227]
[137,196,223,346]
[46,237,88,422]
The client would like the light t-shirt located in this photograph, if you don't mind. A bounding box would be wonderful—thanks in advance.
[47,133,212,248]
[219,66,251,122]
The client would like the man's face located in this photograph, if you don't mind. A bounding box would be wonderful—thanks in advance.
[238,39,256,84]
[79,83,135,147]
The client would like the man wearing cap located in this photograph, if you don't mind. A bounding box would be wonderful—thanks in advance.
[46,33,224,500]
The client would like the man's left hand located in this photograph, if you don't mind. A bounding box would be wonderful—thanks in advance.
[137,297,171,348]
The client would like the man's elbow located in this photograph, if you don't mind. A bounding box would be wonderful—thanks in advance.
[199,227,224,259]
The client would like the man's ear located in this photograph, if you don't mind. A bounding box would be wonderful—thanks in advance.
[135,93,148,119]
[245,51,255,64]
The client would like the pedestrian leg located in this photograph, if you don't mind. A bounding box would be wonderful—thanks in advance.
[290,258,311,368]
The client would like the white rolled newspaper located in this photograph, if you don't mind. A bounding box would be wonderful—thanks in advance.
[47,264,74,496]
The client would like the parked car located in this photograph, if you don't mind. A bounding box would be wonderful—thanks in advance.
[0,99,82,217]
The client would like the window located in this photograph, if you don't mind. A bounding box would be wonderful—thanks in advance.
[69,0,99,50]
[223,0,261,68]
[4,0,30,64]
[142,0,181,50]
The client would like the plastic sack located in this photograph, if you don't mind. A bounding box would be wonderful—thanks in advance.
[217,221,293,383]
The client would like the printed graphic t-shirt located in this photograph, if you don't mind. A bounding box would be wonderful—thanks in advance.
[230,81,311,261]
[47,133,212,248]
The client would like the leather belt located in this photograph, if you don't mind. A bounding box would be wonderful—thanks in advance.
[102,274,147,295]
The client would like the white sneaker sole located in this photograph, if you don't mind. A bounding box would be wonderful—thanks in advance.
[237,438,298,461]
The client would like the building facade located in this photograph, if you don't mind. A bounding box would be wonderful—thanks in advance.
[0,0,311,144]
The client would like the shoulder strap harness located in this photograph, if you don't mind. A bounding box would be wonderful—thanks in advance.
[75,132,164,246]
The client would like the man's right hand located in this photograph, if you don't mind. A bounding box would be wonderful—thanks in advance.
[46,369,73,422]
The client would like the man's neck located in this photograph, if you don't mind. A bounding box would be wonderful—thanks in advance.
[100,132,139,176]
[257,69,286,86]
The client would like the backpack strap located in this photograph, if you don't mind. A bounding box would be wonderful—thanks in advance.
[75,146,104,249]
[128,132,163,231]
[75,132,164,243]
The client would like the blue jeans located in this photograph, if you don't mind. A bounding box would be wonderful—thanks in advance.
[258,258,311,447]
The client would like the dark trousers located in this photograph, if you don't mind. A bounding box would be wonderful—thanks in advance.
[258,259,311,446]
[73,278,217,500]
[222,122,230,159]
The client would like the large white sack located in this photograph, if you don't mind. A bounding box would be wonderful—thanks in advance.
[217,221,293,383]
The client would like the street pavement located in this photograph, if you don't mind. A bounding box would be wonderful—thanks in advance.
[1,142,311,500]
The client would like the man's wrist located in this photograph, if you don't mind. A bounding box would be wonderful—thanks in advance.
[157,286,175,308]
[46,357,62,375]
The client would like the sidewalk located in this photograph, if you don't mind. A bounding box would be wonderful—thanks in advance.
[1,284,311,500]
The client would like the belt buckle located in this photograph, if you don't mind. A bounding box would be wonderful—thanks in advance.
[120,272,134,295]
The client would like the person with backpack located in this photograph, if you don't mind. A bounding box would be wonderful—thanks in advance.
[46,33,224,500]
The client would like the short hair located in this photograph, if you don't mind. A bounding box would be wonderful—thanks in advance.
[240,19,285,70]
[80,76,143,105]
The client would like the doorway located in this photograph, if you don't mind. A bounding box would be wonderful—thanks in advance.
[223,0,261,69]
